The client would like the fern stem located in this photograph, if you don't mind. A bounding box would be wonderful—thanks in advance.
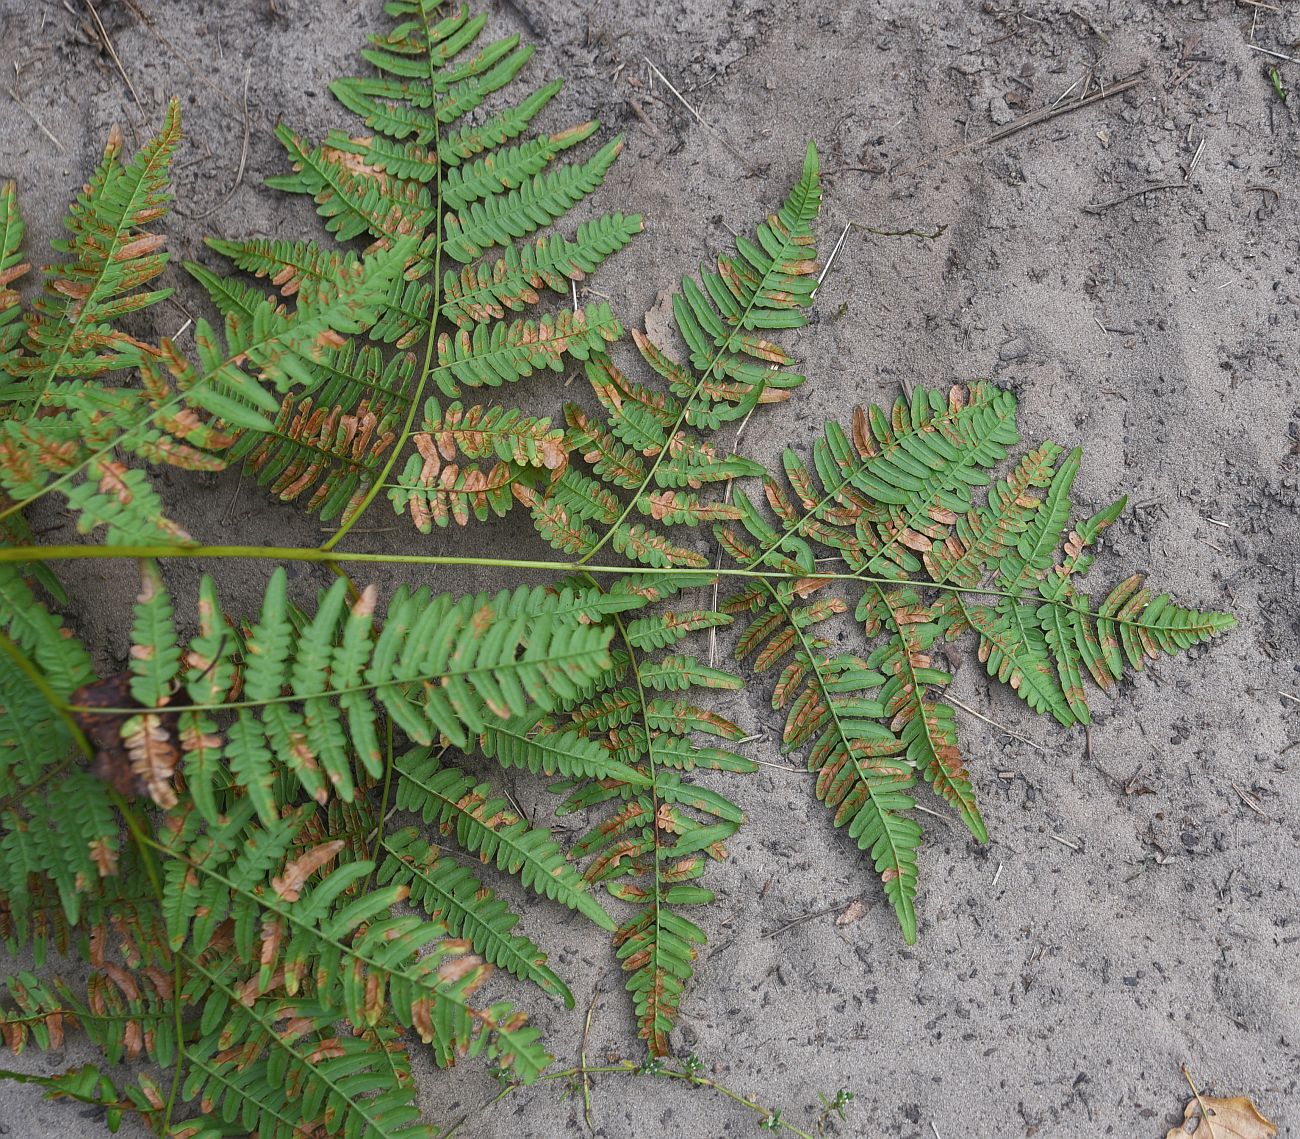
[0,543,1206,635]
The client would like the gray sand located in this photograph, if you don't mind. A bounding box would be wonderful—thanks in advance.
[0,0,1296,1136]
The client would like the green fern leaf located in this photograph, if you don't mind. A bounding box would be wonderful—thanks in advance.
[394,748,613,929]
[380,826,574,1006]
[8,101,181,412]
[434,303,621,394]
[0,181,29,368]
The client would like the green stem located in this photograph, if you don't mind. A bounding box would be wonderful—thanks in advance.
[0,542,1218,634]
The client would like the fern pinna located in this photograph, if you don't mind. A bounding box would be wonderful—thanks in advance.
[714,388,1234,942]
[504,145,825,1053]
[0,104,410,547]
[0,557,681,1134]
[197,0,638,534]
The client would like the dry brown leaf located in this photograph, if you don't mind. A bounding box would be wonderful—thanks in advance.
[271,840,345,902]
[122,712,179,809]
[835,898,869,926]
[641,289,684,364]
[1166,1095,1277,1139]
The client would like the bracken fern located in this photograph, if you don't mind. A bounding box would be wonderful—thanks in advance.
[0,0,1236,1135]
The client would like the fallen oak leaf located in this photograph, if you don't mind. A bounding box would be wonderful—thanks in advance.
[1166,1094,1276,1139]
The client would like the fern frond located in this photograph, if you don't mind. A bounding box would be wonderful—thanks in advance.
[232,343,414,522]
[6,101,180,411]
[202,0,638,537]
[134,567,618,820]
[158,801,553,1087]
[535,574,754,1055]
[0,565,116,932]
[443,214,643,327]
[181,237,418,431]
[636,141,822,426]
[440,137,625,263]
[434,303,621,394]
[721,385,1234,939]
[0,109,240,543]
[520,146,822,573]
[180,998,435,1139]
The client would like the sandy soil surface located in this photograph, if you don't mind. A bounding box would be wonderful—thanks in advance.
[1,0,1297,1136]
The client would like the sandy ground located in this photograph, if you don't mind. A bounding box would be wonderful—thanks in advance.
[1,0,1297,1136]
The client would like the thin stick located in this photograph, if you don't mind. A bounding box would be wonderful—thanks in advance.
[184,63,252,221]
[1232,784,1271,820]
[894,72,1143,177]
[762,900,848,939]
[810,222,851,300]
[84,0,144,109]
[945,694,1046,753]
[1248,44,1300,66]
[1181,1063,1219,1139]
[643,57,750,168]
[747,755,811,775]
[1278,690,1300,706]
[6,88,64,153]
[1049,834,1080,852]
[578,987,599,1133]
[974,72,1143,149]
[913,803,956,826]
[1083,181,1191,214]
[1051,76,1083,108]
[850,221,947,241]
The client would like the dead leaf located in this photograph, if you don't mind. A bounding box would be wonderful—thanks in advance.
[835,898,869,926]
[641,289,684,364]
[122,713,180,809]
[271,840,345,902]
[1167,1095,1276,1139]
